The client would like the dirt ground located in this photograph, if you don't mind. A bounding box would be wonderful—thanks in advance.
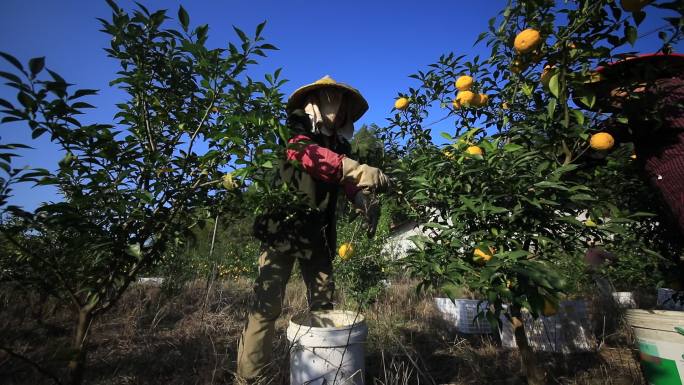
[0,278,645,384]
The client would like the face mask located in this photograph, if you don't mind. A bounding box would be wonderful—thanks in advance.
[317,89,344,128]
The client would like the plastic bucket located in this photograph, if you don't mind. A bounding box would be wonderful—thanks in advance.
[625,309,684,385]
[287,310,368,385]
[612,291,637,309]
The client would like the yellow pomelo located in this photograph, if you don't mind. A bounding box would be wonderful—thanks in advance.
[394,97,409,110]
[590,132,615,151]
[466,146,483,156]
[455,75,474,91]
[473,246,495,264]
[514,28,542,54]
[456,91,479,107]
[338,242,354,261]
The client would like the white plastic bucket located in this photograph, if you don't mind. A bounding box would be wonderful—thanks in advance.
[612,291,637,309]
[625,309,684,385]
[287,310,368,385]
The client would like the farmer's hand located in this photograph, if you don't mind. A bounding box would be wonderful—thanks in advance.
[341,158,391,193]
[353,191,380,238]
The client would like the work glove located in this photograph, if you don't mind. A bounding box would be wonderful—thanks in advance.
[341,158,391,193]
[353,191,380,238]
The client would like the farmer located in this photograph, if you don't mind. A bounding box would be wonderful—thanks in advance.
[236,75,390,381]
[577,53,684,237]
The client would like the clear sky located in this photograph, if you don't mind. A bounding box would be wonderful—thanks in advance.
[1,0,681,211]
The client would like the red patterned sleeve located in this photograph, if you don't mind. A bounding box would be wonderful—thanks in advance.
[286,135,345,184]
[286,135,362,200]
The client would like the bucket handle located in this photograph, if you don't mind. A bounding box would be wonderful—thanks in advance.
[675,326,684,336]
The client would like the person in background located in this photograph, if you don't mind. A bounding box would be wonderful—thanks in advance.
[578,53,684,237]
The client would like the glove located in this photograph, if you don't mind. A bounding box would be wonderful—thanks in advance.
[353,191,380,238]
[341,158,391,193]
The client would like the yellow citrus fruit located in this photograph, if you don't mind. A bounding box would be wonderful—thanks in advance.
[466,146,483,156]
[620,0,651,12]
[338,242,354,261]
[502,102,510,110]
[540,65,554,88]
[542,299,558,317]
[222,172,239,190]
[456,91,479,107]
[455,75,474,91]
[590,132,615,151]
[394,97,409,110]
[476,94,489,106]
[473,246,495,264]
[514,28,542,54]
[211,106,219,113]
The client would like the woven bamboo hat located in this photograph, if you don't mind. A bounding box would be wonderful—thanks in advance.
[286,75,369,122]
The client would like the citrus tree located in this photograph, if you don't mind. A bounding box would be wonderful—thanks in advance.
[0,2,284,384]
[382,0,683,383]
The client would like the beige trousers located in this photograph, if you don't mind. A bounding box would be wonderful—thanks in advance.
[236,246,334,380]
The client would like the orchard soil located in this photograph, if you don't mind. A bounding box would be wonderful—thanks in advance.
[1,278,645,384]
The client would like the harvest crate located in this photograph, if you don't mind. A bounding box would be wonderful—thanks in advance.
[434,298,492,334]
[499,300,595,353]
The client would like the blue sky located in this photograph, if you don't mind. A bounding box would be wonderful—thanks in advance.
[1,0,681,211]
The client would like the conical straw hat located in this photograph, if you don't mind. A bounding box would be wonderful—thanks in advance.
[286,75,369,122]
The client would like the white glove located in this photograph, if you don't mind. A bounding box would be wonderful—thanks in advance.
[341,158,391,193]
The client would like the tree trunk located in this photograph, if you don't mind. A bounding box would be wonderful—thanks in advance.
[510,306,546,385]
[67,307,93,385]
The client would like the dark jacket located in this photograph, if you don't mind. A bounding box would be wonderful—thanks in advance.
[253,110,351,259]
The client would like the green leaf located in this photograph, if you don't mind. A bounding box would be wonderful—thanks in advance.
[547,98,557,118]
[632,11,646,26]
[17,92,34,109]
[233,26,249,43]
[178,5,189,31]
[125,243,142,259]
[0,98,14,109]
[571,109,584,126]
[548,73,560,98]
[28,57,45,77]
[105,0,120,13]
[625,25,637,46]
[534,181,569,190]
[0,71,22,83]
[255,20,266,37]
[0,51,24,73]
[579,91,596,109]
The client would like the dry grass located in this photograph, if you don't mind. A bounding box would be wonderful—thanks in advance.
[0,277,645,385]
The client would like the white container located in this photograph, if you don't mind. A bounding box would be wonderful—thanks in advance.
[499,300,594,353]
[434,298,492,334]
[625,309,684,384]
[287,310,368,385]
[612,291,637,309]
[657,288,684,311]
